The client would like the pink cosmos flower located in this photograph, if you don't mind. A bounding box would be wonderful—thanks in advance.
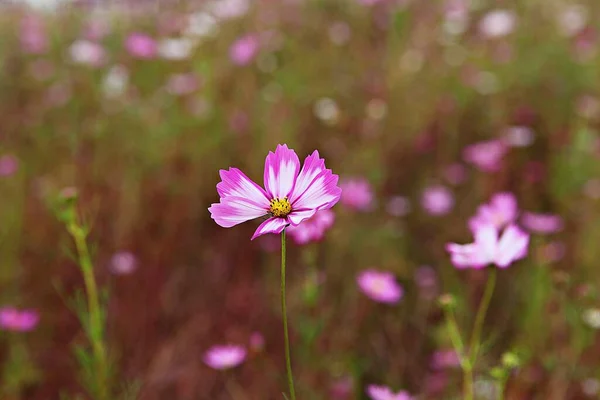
[366,384,413,400]
[463,140,507,172]
[357,269,403,304]
[124,33,157,59]
[339,178,374,211]
[421,185,454,216]
[446,224,529,269]
[229,34,259,66]
[286,209,334,244]
[0,308,39,332]
[0,155,19,177]
[203,344,247,370]
[478,10,517,39]
[521,212,564,234]
[468,192,518,231]
[208,144,341,240]
[69,40,106,67]
[109,251,137,275]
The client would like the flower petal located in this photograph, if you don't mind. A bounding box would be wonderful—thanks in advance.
[473,224,498,263]
[287,209,317,226]
[446,243,478,268]
[251,217,288,240]
[216,167,269,206]
[495,224,529,267]
[209,196,268,228]
[288,150,325,204]
[263,144,300,199]
[291,169,341,212]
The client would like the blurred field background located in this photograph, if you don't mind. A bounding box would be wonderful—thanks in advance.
[1,0,600,398]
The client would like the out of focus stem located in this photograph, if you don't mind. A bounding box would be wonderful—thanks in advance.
[281,230,296,400]
[469,268,497,364]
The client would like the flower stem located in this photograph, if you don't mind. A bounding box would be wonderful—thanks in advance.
[469,268,497,364]
[281,230,296,400]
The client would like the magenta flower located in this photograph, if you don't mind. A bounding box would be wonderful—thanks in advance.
[287,209,335,245]
[366,384,413,400]
[339,178,374,211]
[249,332,265,352]
[208,144,341,240]
[203,344,247,370]
[521,212,564,234]
[357,269,403,304]
[421,185,454,216]
[124,33,157,59]
[463,140,507,172]
[0,155,19,177]
[446,224,529,269]
[0,307,39,332]
[229,34,259,66]
[468,192,518,231]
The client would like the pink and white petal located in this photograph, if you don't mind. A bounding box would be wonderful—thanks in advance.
[291,169,342,211]
[216,168,270,206]
[491,192,518,221]
[263,144,300,199]
[288,209,317,226]
[446,243,478,268]
[473,224,498,261]
[251,217,289,240]
[366,385,394,400]
[495,224,530,267]
[209,196,268,228]
[288,150,325,204]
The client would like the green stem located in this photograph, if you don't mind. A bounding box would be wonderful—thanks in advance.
[469,268,497,364]
[68,223,108,400]
[463,365,473,400]
[281,230,296,400]
[444,308,472,400]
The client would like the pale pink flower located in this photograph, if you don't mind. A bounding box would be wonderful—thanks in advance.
[446,224,529,269]
[165,73,199,96]
[431,350,461,369]
[444,163,468,185]
[366,384,413,400]
[208,144,342,240]
[479,10,516,38]
[229,34,259,66]
[109,251,137,275]
[20,15,48,54]
[287,209,335,245]
[521,212,564,234]
[125,33,157,59]
[340,178,374,211]
[0,155,19,177]
[421,185,454,216]
[386,196,411,217]
[0,308,39,332]
[463,140,507,172]
[207,0,249,20]
[468,192,518,231]
[330,376,353,399]
[357,270,403,304]
[69,40,106,67]
[203,345,246,370]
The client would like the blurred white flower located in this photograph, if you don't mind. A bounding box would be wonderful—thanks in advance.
[479,10,516,39]
[329,22,352,46]
[69,40,105,67]
[366,99,387,120]
[102,65,128,98]
[504,126,535,147]
[185,12,219,38]
[582,308,600,329]
[207,0,249,20]
[158,38,195,60]
[582,378,600,397]
[314,98,340,124]
[558,5,588,37]
[18,0,70,10]
[474,71,500,95]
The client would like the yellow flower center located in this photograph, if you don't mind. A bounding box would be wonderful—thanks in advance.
[269,197,292,217]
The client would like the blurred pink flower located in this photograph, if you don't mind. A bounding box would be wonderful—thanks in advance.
[84,20,111,41]
[125,33,157,59]
[503,126,535,147]
[386,196,411,217]
[521,212,564,234]
[330,376,354,399]
[0,155,19,177]
[421,185,454,216]
[424,372,449,395]
[166,73,199,96]
[357,0,384,6]
[249,332,265,352]
[539,241,565,263]
[463,140,507,172]
[228,110,250,134]
[69,40,106,67]
[109,251,137,275]
[444,163,468,185]
[20,15,48,54]
[366,384,413,400]
[208,144,341,240]
[287,209,335,245]
[446,224,529,269]
[479,10,516,38]
[203,344,247,370]
[229,34,259,66]
[340,178,374,211]
[431,350,461,369]
[414,265,438,299]
[0,307,39,332]
[468,192,518,232]
[357,269,403,304]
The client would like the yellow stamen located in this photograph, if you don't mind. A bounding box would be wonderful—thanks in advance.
[269,197,292,217]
